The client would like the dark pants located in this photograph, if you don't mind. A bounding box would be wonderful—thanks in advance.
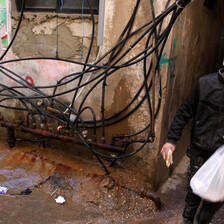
[182,153,223,223]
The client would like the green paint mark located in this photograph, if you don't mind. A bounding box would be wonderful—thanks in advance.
[168,39,177,84]
[0,9,6,26]
[159,52,177,68]
[0,0,8,49]
[0,0,6,9]
[169,65,176,84]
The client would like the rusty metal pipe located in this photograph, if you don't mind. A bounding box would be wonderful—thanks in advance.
[1,120,125,153]
[139,188,162,210]
[7,127,16,148]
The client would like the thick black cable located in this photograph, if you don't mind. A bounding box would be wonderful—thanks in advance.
[0,65,86,128]
[73,4,177,128]
[102,0,141,142]
[0,0,188,160]
[67,0,95,129]
[0,83,36,122]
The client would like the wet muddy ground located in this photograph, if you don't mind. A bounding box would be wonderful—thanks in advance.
[0,140,223,224]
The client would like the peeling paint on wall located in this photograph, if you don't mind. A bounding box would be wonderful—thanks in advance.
[11,14,98,60]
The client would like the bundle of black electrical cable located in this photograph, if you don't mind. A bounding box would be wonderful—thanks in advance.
[0,0,190,160]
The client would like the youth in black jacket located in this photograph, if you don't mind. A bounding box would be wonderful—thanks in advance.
[161,68,224,224]
[167,68,224,154]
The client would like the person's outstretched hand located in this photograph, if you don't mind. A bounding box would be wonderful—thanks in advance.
[160,142,175,161]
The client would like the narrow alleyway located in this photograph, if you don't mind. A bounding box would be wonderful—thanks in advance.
[0,140,223,224]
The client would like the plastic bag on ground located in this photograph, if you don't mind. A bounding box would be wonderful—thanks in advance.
[190,145,224,202]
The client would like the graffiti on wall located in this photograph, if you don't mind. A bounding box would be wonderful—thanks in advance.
[0,0,8,51]
[159,40,177,84]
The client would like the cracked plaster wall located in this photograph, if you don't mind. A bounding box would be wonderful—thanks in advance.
[11,14,98,60]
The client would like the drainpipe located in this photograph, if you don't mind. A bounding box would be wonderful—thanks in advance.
[97,0,105,46]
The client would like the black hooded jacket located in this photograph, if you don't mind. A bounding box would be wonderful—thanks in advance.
[167,68,224,154]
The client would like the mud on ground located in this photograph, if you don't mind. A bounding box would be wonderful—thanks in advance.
[0,140,223,224]
[0,140,159,224]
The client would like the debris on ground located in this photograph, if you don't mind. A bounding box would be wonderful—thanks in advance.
[55,196,66,205]
[0,142,223,224]
[0,186,8,194]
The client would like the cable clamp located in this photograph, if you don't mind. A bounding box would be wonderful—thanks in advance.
[129,45,133,50]
[79,52,84,60]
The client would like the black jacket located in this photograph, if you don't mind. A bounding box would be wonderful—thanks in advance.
[167,68,224,154]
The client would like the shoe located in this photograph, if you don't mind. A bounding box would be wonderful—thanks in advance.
[181,218,193,224]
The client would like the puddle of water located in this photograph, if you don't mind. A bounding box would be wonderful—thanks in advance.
[0,167,43,188]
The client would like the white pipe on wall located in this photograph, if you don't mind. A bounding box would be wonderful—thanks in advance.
[97,0,105,46]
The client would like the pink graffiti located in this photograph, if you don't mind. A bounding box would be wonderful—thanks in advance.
[38,60,69,81]
[25,75,34,86]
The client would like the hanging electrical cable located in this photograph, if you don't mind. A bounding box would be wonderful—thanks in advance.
[0,0,193,166]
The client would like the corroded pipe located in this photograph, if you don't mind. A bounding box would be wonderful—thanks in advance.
[139,188,162,210]
[7,127,16,148]
[1,120,126,153]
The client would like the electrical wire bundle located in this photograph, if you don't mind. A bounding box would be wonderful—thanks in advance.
[0,0,191,165]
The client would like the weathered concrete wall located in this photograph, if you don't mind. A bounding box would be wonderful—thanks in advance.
[11,14,98,60]
[0,1,100,125]
[1,0,223,191]
[74,0,164,186]
[0,1,99,111]
[0,0,171,189]
[10,0,98,60]
[155,0,224,189]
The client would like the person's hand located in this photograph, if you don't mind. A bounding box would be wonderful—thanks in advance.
[160,142,175,161]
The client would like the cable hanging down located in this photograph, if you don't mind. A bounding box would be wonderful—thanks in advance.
[0,0,192,167]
